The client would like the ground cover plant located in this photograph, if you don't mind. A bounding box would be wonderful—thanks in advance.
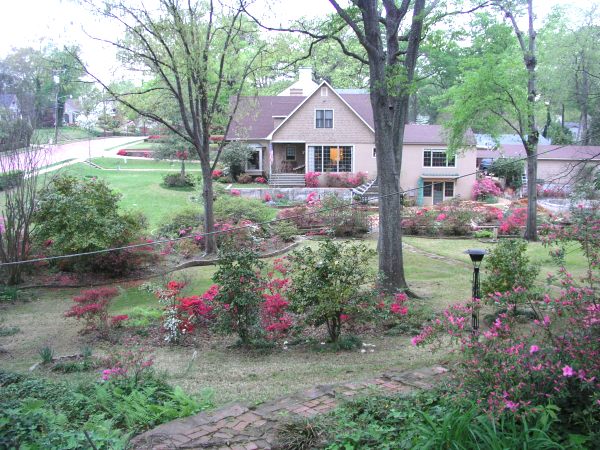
[0,347,211,449]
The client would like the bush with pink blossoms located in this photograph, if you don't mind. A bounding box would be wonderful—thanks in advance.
[498,207,527,235]
[472,178,502,200]
[412,219,600,439]
[305,171,320,187]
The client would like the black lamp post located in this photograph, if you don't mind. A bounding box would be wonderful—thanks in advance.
[465,249,486,335]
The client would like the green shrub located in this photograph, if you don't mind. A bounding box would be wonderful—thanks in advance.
[38,346,54,365]
[322,391,569,449]
[0,369,211,449]
[212,246,265,346]
[157,208,204,238]
[270,220,299,242]
[482,239,539,299]
[33,175,147,271]
[214,195,276,224]
[0,170,23,191]
[126,307,163,328]
[473,229,493,239]
[162,173,196,188]
[289,239,375,342]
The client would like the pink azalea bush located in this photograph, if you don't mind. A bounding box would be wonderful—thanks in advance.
[117,149,128,156]
[472,178,502,200]
[255,176,267,184]
[305,172,320,188]
[498,207,527,235]
[412,215,600,434]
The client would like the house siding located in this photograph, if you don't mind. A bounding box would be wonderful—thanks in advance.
[400,145,477,204]
[272,88,376,175]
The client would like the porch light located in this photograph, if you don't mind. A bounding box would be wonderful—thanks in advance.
[464,249,486,334]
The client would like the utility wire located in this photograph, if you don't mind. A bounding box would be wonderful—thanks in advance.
[1,138,599,267]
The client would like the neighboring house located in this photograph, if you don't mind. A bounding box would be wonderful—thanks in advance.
[63,98,81,125]
[0,94,21,118]
[477,144,600,189]
[227,73,477,205]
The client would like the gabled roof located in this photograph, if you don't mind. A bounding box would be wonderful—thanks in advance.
[478,145,600,161]
[267,81,375,139]
[226,83,461,146]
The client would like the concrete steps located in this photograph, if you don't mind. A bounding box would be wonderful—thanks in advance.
[268,173,305,187]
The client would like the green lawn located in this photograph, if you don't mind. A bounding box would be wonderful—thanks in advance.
[32,127,98,145]
[0,237,465,406]
[404,236,588,281]
[56,163,202,230]
[91,157,203,171]
[122,141,161,150]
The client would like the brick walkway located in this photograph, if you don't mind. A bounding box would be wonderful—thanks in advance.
[131,366,448,449]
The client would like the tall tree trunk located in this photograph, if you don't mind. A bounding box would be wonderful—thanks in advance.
[523,0,539,241]
[197,140,217,254]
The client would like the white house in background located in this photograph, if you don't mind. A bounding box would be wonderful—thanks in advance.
[0,94,21,118]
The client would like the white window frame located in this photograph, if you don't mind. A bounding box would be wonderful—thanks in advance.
[315,109,334,129]
[423,149,456,168]
[286,146,296,161]
[245,144,263,172]
[308,144,354,172]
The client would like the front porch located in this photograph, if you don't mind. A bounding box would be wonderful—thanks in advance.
[271,142,306,174]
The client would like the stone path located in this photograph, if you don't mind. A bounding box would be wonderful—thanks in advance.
[131,366,448,449]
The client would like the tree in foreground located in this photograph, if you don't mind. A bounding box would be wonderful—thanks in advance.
[446,1,541,240]
[79,0,263,253]
[325,0,427,293]
[0,143,49,285]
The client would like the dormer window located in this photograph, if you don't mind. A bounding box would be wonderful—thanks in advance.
[316,109,333,128]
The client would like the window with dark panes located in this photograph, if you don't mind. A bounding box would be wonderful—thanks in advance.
[444,181,454,197]
[432,151,447,167]
[316,109,333,128]
[423,181,432,197]
[423,150,431,166]
[286,146,296,160]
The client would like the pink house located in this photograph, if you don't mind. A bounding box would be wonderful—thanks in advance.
[227,72,476,205]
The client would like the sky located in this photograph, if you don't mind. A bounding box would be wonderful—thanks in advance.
[0,0,597,81]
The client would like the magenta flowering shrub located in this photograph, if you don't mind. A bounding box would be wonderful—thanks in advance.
[117,149,128,156]
[255,176,267,184]
[402,201,478,236]
[472,178,502,200]
[413,216,600,433]
[305,172,320,188]
[498,207,527,235]
[101,339,154,384]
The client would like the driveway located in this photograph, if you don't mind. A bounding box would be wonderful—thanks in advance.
[1,136,147,174]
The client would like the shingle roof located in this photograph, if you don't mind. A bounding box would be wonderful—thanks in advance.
[227,90,460,145]
[478,145,600,161]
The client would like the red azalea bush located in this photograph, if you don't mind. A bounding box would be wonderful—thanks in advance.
[117,149,128,156]
[175,150,188,160]
[212,169,224,179]
[65,287,124,336]
[264,193,272,203]
[472,178,502,200]
[305,172,320,188]
[498,207,527,235]
[255,177,267,184]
